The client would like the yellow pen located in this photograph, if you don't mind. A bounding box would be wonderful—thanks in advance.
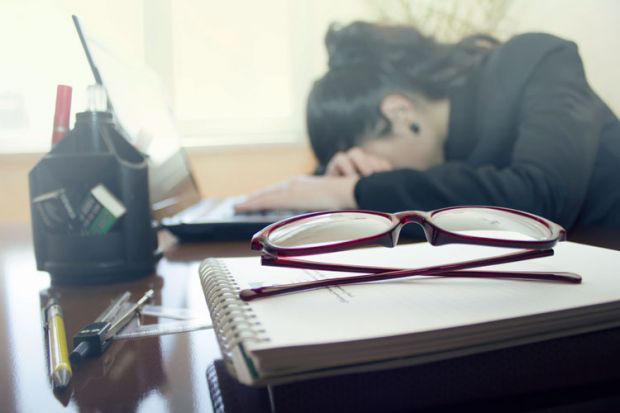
[45,300,72,388]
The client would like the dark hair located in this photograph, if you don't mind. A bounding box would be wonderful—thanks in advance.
[307,21,498,167]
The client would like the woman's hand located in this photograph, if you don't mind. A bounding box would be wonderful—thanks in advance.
[234,175,359,212]
[325,147,393,177]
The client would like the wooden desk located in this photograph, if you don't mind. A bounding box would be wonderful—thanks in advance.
[3,223,620,412]
[0,223,256,413]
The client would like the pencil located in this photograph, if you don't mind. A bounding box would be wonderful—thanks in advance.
[46,301,72,388]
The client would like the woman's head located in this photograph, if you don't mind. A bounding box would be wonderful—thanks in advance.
[307,21,497,168]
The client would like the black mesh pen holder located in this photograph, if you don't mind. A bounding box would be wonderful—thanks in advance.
[29,111,159,285]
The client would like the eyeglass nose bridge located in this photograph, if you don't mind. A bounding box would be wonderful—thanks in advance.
[394,211,428,225]
[393,210,441,245]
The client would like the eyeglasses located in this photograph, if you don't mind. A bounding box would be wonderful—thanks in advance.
[240,206,581,301]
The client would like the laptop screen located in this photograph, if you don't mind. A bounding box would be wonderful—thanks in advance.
[72,15,201,220]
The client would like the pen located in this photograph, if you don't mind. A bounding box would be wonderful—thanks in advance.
[45,300,72,388]
[51,85,72,146]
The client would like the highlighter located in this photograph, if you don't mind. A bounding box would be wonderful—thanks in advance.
[45,300,72,388]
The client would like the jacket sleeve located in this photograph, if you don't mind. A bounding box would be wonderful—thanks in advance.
[354,42,603,228]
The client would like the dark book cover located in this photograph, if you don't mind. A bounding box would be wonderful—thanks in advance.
[207,327,620,413]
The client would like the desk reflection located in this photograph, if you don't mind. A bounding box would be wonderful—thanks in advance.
[41,276,166,412]
[0,225,251,413]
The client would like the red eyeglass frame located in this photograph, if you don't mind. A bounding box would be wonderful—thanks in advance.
[241,206,580,301]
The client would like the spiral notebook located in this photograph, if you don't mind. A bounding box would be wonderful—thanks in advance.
[198,241,620,386]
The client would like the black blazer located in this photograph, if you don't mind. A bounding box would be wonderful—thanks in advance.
[355,33,620,234]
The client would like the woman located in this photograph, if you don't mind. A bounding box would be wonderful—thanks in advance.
[236,22,620,236]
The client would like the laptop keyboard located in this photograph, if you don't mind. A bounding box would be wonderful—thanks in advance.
[179,196,306,223]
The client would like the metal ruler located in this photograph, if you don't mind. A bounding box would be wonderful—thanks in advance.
[115,319,212,340]
[113,303,212,340]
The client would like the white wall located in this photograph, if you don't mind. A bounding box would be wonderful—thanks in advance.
[0,0,616,154]
[507,0,620,115]
[364,0,620,115]
[0,0,145,153]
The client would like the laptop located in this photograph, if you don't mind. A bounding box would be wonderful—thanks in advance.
[72,15,301,241]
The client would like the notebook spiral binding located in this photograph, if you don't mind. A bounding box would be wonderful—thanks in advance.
[199,259,270,369]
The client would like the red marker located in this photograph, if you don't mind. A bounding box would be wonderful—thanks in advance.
[51,85,72,145]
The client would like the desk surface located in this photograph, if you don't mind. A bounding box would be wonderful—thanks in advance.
[0,223,255,413]
[3,223,620,413]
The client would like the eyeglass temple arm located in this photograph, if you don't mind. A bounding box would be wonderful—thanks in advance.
[259,247,560,276]
[239,249,581,301]
[261,256,403,274]
[262,259,582,285]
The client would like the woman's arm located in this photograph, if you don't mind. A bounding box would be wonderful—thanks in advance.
[355,42,602,228]
[237,41,604,226]
[235,175,359,212]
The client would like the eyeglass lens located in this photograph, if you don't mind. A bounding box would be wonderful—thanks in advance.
[267,212,393,248]
[431,208,553,240]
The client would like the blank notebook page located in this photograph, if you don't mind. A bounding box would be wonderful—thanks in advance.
[222,241,620,351]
